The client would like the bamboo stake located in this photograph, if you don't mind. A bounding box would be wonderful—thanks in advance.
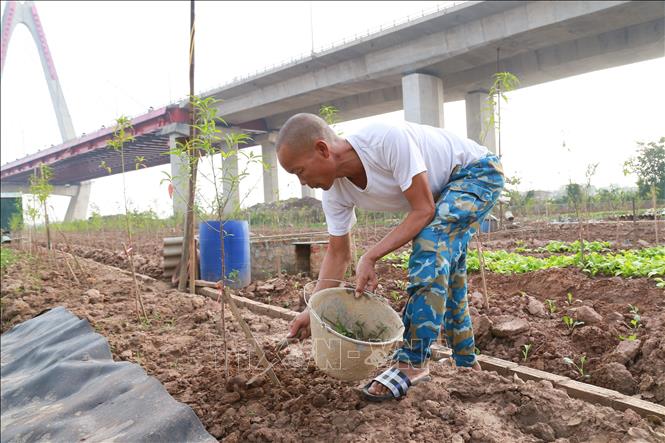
[55,227,86,278]
[476,239,490,310]
[64,255,80,285]
[123,243,147,320]
[216,283,280,386]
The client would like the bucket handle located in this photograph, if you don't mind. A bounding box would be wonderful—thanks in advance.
[302,279,393,332]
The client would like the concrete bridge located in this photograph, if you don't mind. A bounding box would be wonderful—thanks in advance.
[2,0,663,220]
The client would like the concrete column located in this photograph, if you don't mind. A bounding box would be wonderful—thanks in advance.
[169,134,189,217]
[63,181,91,222]
[465,90,497,154]
[301,185,315,199]
[222,144,240,216]
[401,73,444,127]
[261,141,280,203]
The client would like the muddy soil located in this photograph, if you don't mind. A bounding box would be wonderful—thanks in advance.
[2,248,664,442]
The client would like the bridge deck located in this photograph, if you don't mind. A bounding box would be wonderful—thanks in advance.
[1,106,188,186]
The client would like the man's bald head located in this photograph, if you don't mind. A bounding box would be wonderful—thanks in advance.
[276,113,336,154]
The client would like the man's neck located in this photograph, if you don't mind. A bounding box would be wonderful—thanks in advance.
[335,139,367,189]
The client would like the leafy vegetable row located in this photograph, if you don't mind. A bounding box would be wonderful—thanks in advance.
[514,240,611,254]
[383,247,664,286]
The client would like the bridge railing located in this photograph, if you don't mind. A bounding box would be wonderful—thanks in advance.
[197,1,467,96]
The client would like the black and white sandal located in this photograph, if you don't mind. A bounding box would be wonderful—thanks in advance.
[361,367,431,402]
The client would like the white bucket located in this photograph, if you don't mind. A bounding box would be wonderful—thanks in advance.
[305,284,404,381]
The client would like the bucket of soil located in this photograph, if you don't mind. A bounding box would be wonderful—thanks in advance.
[305,283,404,381]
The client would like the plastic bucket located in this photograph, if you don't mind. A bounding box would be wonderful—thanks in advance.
[199,220,250,288]
[305,284,404,381]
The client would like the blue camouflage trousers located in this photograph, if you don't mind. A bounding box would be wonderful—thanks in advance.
[393,155,504,367]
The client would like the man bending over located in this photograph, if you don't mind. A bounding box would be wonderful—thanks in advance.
[276,113,504,401]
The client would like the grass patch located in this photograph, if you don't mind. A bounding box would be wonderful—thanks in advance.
[0,247,18,273]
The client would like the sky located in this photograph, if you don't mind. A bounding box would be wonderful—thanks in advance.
[1,1,664,220]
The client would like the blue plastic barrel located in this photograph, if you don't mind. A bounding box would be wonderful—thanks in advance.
[199,220,250,288]
[480,218,491,233]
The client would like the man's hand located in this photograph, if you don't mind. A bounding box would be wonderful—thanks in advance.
[355,254,378,297]
[287,309,311,340]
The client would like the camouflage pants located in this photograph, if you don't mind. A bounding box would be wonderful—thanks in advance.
[393,155,504,367]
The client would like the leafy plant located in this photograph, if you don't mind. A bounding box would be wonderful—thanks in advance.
[628,304,640,318]
[521,343,532,362]
[562,315,584,334]
[480,72,520,144]
[99,160,112,174]
[545,299,557,314]
[566,292,574,305]
[563,355,589,379]
[107,116,147,321]
[29,164,54,250]
[319,104,341,133]
[624,317,642,335]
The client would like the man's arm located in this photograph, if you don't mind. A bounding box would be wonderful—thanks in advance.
[287,233,352,340]
[314,233,352,292]
[355,171,435,294]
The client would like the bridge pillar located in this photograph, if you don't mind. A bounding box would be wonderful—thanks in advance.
[261,139,280,203]
[64,181,91,222]
[465,90,497,154]
[402,73,444,127]
[301,185,315,199]
[222,144,240,215]
[169,135,190,218]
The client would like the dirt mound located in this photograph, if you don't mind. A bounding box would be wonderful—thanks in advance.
[247,196,322,213]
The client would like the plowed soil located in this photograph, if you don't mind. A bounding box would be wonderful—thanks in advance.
[2,247,664,442]
[35,219,665,403]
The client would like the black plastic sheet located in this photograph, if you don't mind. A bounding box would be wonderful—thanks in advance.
[1,306,216,442]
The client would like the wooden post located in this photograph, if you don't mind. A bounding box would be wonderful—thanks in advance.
[178,0,198,294]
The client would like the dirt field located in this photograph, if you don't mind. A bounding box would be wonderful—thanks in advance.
[2,247,664,442]
[39,220,665,405]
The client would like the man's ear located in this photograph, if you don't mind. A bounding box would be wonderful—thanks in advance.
[314,140,330,158]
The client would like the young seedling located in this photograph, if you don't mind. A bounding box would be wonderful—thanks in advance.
[322,316,387,342]
[545,299,557,314]
[563,355,589,379]
[623,304,642,335]
[566,292,574,305]
[628,304,640,319]
[390,290,401,303]
[618,334,638,341]
[562,315,584,334]
[521,343,532,362]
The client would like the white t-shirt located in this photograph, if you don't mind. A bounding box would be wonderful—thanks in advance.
[322,121,489,236]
